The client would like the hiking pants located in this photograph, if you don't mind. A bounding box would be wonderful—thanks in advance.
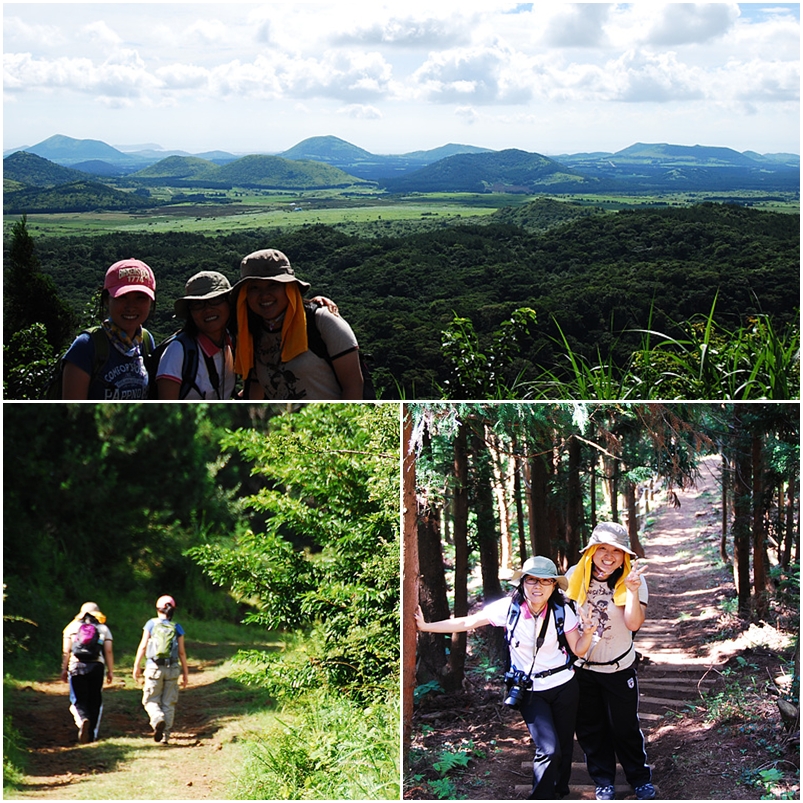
[575,665,651,788]
[69,661,105,740]
[519,675,579,800]
[142,665,181,736]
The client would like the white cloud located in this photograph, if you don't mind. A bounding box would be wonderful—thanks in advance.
[644,3,739,47]
[542,4,614,49]
[82,20,123,48]
[337,103,383,120]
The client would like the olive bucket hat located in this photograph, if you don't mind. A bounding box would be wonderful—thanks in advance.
[230,249,311,296]
[511,556,568,591]
[174,271,232,318]
[580,521,637,556]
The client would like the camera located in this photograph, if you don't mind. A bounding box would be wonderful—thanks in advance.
[503,669,532,708]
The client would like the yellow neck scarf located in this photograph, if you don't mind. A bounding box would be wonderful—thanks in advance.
[566,545,631,607]
[233,283,309,377]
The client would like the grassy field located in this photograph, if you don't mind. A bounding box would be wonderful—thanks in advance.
[4,187,797,240]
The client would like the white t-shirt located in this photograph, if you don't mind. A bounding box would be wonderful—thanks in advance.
[565,565,648,673]
[484,596,579,691]
[156,332,236,400]
[62,619,113,671]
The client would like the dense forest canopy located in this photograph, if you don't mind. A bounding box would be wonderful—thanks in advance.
[4,201,798,399]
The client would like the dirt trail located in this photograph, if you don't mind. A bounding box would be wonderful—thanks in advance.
[409,454,782,800]
[5,641,259,800]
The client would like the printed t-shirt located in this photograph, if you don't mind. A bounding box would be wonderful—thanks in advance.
[64,331,151,400]
[484,596,579,691]
[156,332,236,399]
[565,565,648,673]
[253,306,359,400]
[62,619,113,672]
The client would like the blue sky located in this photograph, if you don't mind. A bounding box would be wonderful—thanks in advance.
[3,3,800,156]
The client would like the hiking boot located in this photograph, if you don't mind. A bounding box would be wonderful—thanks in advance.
[635,783,656,800]
[153,720,165,743]
[595,786,616,800]
[78,719,91,744]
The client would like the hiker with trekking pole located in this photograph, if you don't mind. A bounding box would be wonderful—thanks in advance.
[132,595,188,745]
[61,602,114,744]
[415,556,596,800]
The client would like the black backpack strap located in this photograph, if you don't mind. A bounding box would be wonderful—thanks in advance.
[504,597,521,647]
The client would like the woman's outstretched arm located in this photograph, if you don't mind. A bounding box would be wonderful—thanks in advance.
[414,605,491,634]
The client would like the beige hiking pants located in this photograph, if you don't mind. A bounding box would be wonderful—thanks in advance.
[142,665,181,735]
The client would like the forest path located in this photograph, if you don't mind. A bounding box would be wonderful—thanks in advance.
[515,452,734,799]
[410,453,754,801]
[5,638,267,799]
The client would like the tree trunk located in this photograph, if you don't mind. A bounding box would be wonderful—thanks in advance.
[401,406,418,774]
[625,480,646,558]
[589,455,597,536]
[564,435,583,569]
[783,470,796,568]
[488,428,513,572]
[732,407,752,618]
[529,448,552,556]
[752,434,769,617]
[472,429,503,604]
[720,451,730,564]
[449,420,470,685]
[416,506,452,686]
[512,434,528,565]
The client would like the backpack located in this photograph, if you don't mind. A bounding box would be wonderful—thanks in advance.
[303,302,377,400]
[147,619,179,664]
[147,330,200,399]
[71,613,103,662]
[504,594,577,665]
[44,326,154,399]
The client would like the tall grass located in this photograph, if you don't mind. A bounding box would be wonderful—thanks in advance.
[231,689,400,800]
[525,303,800,400]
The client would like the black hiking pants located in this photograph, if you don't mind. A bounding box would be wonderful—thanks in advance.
[69,661,105,740]
[575,665,652,788]
[519,674,579,799]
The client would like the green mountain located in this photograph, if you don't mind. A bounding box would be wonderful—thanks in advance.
[612,142,759,167]
[3,151,92,187]
[382,149,588,193]
[131,155,219,180]
[128,152,366,188]
[4,180,156,214]
[23,134,130,165]
[213,154,364,188]
[279,135,374,162]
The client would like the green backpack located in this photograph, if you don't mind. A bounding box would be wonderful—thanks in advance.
[147,619,179,664]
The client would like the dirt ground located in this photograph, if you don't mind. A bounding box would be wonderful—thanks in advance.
[407,455,799,801]
[5,641,255,799]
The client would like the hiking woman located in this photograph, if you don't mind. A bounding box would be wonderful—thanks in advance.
[415,557,596,800]
[62,258,156,399]
[231,248,364,400]
[61,602,114,744]
[155,271,237,399]
[565,522,655,801]
[132,595,188,745]
[156,270,340,399]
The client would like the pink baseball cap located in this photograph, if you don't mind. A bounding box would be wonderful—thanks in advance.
[104,259,156,300]
[156,595,176,609]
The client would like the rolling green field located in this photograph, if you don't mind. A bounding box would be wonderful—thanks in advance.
[6,187,797,239]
